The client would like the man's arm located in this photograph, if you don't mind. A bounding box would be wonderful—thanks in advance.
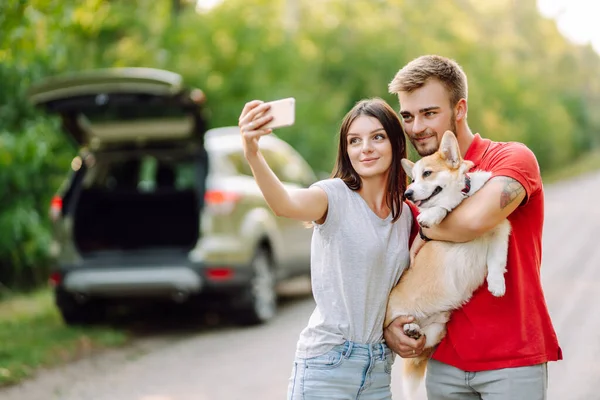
[422,176,526,242]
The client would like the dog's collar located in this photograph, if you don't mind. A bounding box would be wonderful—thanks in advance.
[461,174,471,196]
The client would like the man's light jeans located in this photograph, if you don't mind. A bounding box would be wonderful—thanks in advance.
[287,341,395,400]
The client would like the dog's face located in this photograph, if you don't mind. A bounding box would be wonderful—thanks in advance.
[402,131,473,208]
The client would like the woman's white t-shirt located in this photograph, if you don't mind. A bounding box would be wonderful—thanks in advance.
[295,178,413,359]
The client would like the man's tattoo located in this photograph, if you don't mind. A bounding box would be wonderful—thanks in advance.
[499,178,524,209]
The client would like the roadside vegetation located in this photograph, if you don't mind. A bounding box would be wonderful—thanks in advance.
[0,288,127,387]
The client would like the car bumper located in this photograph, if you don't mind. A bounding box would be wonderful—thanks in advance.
[58,263,252,298]
[63,267,202,296]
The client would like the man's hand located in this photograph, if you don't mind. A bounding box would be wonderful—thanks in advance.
[384,316,426,358]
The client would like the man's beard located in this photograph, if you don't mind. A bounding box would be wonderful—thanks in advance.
[411,117,457,157]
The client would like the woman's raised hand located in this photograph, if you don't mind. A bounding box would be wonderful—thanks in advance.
[238,100,274,156]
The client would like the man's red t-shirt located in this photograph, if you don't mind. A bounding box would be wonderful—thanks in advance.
[431,134,562,371]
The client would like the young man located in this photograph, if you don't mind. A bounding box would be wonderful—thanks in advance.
[383,55,562,399]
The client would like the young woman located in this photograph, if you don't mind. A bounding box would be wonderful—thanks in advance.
[238,98,416,399]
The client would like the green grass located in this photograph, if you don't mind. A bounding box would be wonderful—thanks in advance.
[542,149,600,184]
[0,289,128,387]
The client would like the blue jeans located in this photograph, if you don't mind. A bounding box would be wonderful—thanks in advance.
[287,341,394,400]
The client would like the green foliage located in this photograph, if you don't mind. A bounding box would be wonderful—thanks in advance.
[0,0,78,290]
[0,119,71,290]
[1,0,599,289]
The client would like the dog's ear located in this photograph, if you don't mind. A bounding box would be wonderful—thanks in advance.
[439,131,461,169]
[401,158,414,180]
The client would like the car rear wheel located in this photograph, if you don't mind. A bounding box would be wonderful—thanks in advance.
[236,247,277,325]
[55,289,106,326]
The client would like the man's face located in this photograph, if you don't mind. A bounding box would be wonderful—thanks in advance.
[399,79,457,157]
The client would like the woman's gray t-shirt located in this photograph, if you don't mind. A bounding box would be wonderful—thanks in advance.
[295,178,413,359]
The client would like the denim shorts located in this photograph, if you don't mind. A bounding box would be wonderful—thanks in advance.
[287,341,395,400]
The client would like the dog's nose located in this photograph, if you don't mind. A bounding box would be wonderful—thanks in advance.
[405,189,414,201]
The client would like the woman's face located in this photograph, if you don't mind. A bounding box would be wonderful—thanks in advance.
[346,115,393,180]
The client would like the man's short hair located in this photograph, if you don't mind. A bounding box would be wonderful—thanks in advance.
[389,55,468,106]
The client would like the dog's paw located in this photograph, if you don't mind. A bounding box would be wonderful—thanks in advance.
[417,208,447,228]
[487,278,506,297]
[416,213,433,229]
[404,323,423,340]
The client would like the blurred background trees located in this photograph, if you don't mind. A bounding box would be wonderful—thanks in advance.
[1,0,599,290]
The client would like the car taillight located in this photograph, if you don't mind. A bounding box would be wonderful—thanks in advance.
[48,272,61,287]
[206,268,234,281]
[204,190,241,215]
[49,196,63,221]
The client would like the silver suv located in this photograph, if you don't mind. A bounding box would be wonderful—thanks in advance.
[29,68,315,326]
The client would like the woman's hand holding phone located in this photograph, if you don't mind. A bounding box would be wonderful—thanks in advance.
[238,100,274,157]
[239,97,296,157]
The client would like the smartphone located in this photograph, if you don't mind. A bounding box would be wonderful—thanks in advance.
[263,97,295,129]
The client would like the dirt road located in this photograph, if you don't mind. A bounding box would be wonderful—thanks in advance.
[2,172,598,400]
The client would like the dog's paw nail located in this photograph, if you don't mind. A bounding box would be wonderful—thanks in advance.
[404,323,423,339]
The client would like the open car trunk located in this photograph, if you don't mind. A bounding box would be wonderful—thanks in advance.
[73,188,200,254]
[68,147,207,256]
[28,68,209,256]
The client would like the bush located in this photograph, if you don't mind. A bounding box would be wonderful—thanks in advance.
[0,118,72,291]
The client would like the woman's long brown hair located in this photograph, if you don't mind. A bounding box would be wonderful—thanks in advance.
[331,98,408,222]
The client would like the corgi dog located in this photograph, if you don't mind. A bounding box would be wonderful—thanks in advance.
[384,131,511,400]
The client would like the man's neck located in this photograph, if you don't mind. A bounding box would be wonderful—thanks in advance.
[456,124,475,157]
